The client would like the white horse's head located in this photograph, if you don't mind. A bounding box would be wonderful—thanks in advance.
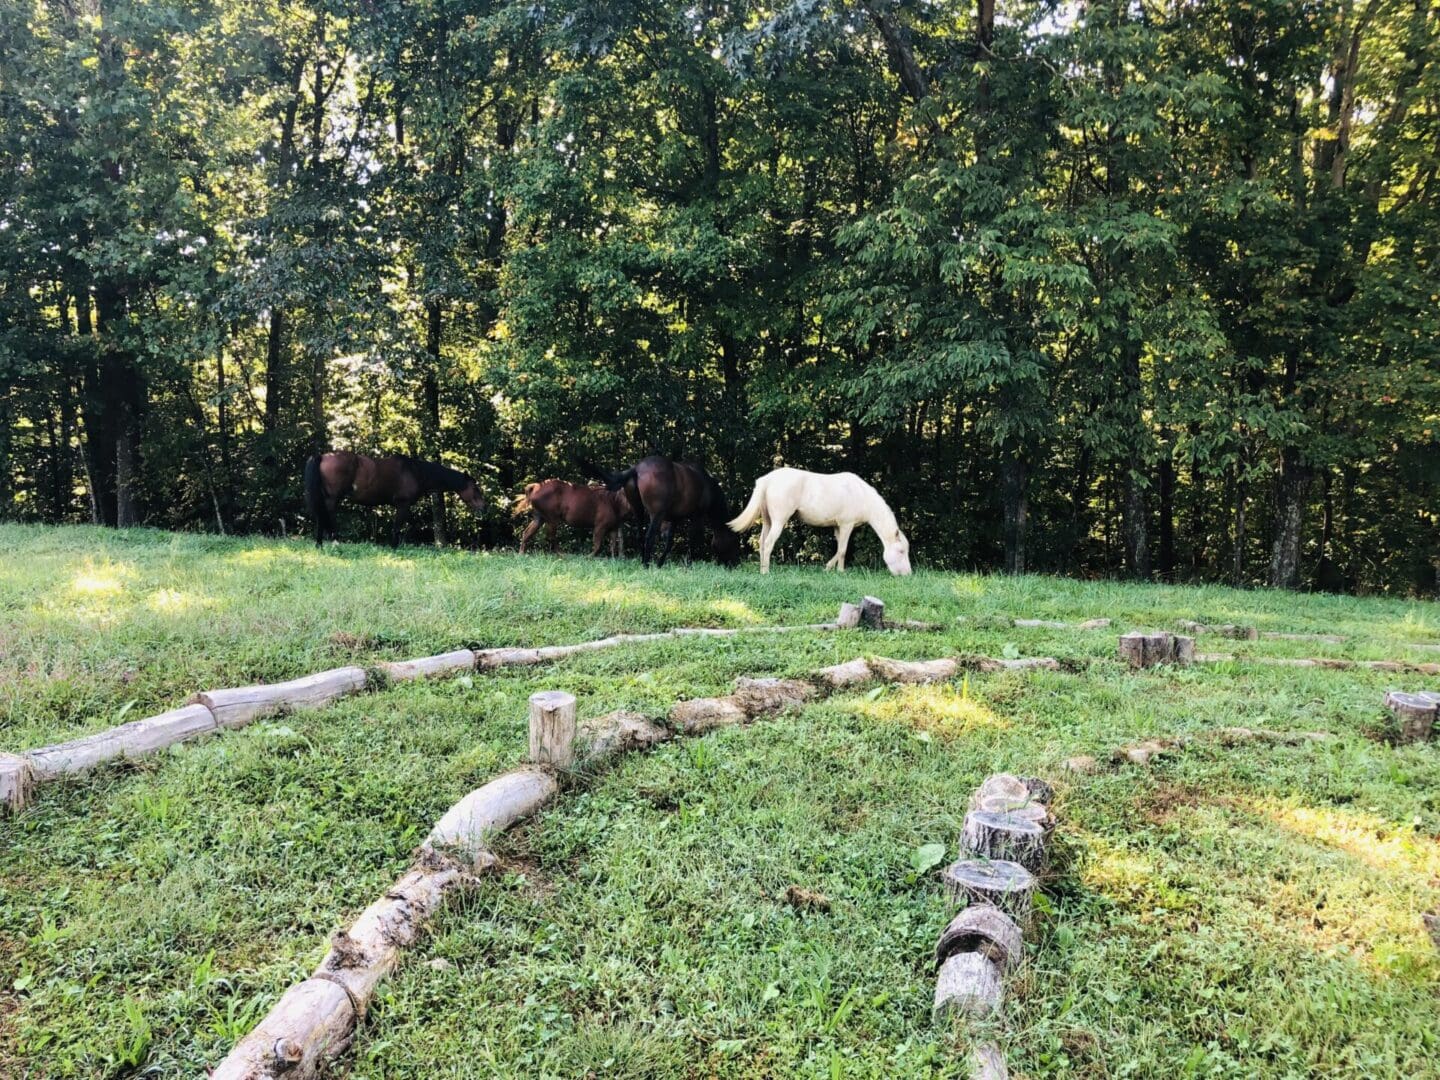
[883,531,912,576]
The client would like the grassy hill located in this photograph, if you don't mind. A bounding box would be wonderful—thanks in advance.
[1,524,1436,1077]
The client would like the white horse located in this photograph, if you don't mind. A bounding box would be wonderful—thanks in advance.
[727,467,912,575]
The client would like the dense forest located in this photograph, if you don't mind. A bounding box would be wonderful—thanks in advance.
[0,0,1436,590]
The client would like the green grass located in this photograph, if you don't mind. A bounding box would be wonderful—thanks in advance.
[1,523,1437,1078]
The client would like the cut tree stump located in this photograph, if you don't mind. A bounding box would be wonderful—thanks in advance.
[859,596,885,629]
[975,774,1033,805]
[974,796,1049,824]
[941,859,1036,923]
[1,752,34,815]
[837,602,861,628]
[376,649,476,682]
[932,952,1004,1020]
[1384,691,1437,743]
[528,691,577,768]
[191,667,367,729]
[934,903,1024,972]
[27,704,219,779]
[1119,632,1191,668]
[961,811,1048,871]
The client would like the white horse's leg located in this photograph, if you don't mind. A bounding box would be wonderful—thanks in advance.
[758,513,772,574]
[827,522,855,571]
[759,511,788,574]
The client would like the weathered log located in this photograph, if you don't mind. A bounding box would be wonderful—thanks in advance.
[1263,631,1346,643]
[941,860,1036,923]
[1078,618,1111,630]
[731,677,817,716]
[669,696,747,734]
[1178,620,1257,640]
[837,602,861,629]
[1114,739,1175,766]
[971,1043,1009,1080]
[1,752,34,815]
[578,711,671,766]
[474,647,543,668]
[1013,619,1068,629]
[1384,691,1437,743]
[672,627,738,638]
[961,811,1048,871]
[27,704,219,780]
[812,658,874,688]
[192,667,367,729]
[932,952,1004,1021]
[424,767,558,866]
[934,903,1024,971]
[376,649,476,682]
[975,656,1060,673]
[210,977,356,1080]
[1061,754,1097,774]
[528,691,577,768]
[868,656,958,683]
[859,596,885,629]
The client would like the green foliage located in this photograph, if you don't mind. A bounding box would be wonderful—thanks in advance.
[0,0,1437,591]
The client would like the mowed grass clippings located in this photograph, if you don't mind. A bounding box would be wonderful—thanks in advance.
[0,522,1436,1078]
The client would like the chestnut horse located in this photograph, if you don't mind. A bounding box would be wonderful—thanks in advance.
[517,480,633,556]
[305,451,485,548]
[582,455,740,568]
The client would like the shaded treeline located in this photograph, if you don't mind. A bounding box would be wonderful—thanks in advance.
[0,0,1436,590]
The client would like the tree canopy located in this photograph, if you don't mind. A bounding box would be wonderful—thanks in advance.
[1,0,1436,591]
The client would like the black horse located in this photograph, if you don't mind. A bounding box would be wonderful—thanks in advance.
[581,455,740,568]
[304,451,485,548]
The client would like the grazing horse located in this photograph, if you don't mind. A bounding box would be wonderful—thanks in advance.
[305,451,485,548]
[582,455,740,568]
[728,467,912,575]
[517,480,633,557]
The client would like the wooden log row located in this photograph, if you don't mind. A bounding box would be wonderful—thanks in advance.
[1118,632,1195,668]
[1108,726,1333,768]
[1177,619,1259,640]
[1385,691,1438,743]
[1,614,885,816]
[1012,617,1111,630]
[211,705,673,1079]
[1195,654,1440,675]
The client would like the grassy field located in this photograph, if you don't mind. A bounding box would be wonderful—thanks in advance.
[1,523,1437,1078]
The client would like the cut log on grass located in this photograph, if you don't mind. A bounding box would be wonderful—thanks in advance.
[669,696,747,734]
[961,811,1048,871]
[837,602,861,628]
[1062,754,1097,774]
[1078,618,1111,630]
[1263,631,1346,643]
[932,952,1004,1021]
[941,859,1036,923]
[1013,619,1068,629]
[578,711,671,766]
[1384,691,1437,743]
[672,627,739,638]
[859,596,885,629]
[210,977,357,1080]
[971,1043,1009,1080]
[376,649,476,682]
[192,667,367,729]
[868,656,958,684]
[26,704,218,780]
[528,691,577,768]
[1,752,34,815]
[1178,620,1257,640]
[731,677,817,716]
[934,903,1023,972]
[812,658,873,688]
[474,647,543,668]
[425,767,558,866]
[975,656,1060,673]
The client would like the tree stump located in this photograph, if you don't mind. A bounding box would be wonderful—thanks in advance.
[1171,635,1195,665]
[1118,632,1148,667]
[859,595,885,629]
[934,903,1024,972]
[528,691,577,768]
[974,796,1048,824]
[932,951,1004,1021]
[1384,691,1437,743]
[837,602,861,628]
[961,811,1048,871]
[1120,632,1189,668]
[941,860,1036,923]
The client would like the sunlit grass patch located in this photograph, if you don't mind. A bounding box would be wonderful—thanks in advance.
[846,682,1007,740]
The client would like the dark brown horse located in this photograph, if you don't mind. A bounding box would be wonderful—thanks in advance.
[517,479,633,557]
[582,455,740,568]
[305,451,485,548]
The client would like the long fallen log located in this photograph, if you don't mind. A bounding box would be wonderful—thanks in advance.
[192,667,369,729]
[27,703,219,780]
[1196,654,1440,675]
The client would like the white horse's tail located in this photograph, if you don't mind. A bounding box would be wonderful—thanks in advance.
[727,477,766,532]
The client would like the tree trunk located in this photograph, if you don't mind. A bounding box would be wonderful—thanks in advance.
[1268,449,1309,589]
[423,300,447,544]
[1157,435,1175,578]
[1001,453,1027,574]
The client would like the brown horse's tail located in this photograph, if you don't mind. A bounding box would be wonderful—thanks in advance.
[304,455,325,546]
[512,484,539,518]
